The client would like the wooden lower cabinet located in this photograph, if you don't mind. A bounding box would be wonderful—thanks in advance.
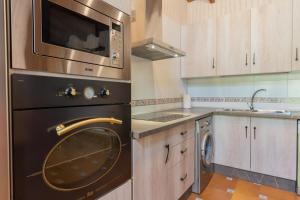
[98,180,131,200]
[133,121,195,200]
[251,118,297,180]
[213,115,297,180]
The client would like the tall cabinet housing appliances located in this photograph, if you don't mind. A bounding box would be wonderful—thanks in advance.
[10,0,131,80]
[11,74,131,200]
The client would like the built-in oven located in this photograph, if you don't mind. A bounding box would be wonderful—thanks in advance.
[11,74,131,200]
[10,0,131,80]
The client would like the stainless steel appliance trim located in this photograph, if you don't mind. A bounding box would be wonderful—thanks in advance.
[34,0,112,67]
[10,0,131,80]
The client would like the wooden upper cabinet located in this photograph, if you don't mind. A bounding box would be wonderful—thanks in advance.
[216,10,251,76]
[251,0,293,74]
[181,17,217,78]
[293,0,300,71]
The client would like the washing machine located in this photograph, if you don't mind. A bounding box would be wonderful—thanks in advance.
[192,116,214,194]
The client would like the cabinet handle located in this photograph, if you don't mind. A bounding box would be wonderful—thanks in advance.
[180,173,188,181]
[180,148,188,154]
[165,144,170,164]
[245,126,248,138]
[296,48,299,62]
[245,53,248,66]
[180,131,188,136]
[253,53,256,65]
[212,58,215,69]
[254,127,257,140]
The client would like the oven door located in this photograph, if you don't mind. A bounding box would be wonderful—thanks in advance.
[12,105,131,200]
[33,0,123,68]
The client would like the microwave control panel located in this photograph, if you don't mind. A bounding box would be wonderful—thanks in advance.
[111,21,123,68]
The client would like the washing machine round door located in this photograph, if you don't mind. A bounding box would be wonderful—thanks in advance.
[201,133,214,167]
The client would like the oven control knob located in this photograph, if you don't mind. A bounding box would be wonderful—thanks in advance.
[64,87,77,97]
[100,88,110,97]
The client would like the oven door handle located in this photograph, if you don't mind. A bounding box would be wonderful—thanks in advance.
[55,118,123,136]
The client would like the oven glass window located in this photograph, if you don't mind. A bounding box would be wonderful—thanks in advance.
[43,128,121,191]
[42,1,110,57]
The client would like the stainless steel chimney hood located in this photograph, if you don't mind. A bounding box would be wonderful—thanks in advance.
[132,38,186,61]
[131,0,186,61]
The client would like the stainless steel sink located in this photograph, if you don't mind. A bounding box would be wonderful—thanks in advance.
[220,108,291,116]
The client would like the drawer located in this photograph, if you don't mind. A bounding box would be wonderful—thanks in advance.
[166,121,195,147]
[167,136,195,168]
[167,153,194,200]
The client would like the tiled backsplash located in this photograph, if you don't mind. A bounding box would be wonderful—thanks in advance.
[187,72,300,110]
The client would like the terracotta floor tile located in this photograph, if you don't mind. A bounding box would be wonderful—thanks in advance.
[259,185,297,200]
[208,173,238,191]
[234,179,260,197]
[189,173,300,200]
[231,192,259,200]
[200,187,232,200]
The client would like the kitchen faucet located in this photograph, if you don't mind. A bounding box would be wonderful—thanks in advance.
[249,89,267,111]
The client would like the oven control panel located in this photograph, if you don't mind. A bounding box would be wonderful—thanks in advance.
[12,74,130,109]
[111,21,123,68]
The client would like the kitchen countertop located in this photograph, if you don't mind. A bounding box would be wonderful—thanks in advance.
[132,107,300,139]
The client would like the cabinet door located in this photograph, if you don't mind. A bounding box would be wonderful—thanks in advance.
[213,115,251,171]
[251,0,292,74]
[217,10,251,76]
[181,17,217,78]
[251,118,297,180]
[102,0,132,15]
[293,0,300,70]
[132,132,169,200]
[99,181,131,200]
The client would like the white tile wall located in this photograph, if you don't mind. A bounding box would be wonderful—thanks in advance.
[187,72,300,110]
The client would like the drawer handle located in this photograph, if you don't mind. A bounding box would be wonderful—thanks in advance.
[180,131,188,136]
[180,148,188,154]
[165,144,170,164]
[180,173,188,181]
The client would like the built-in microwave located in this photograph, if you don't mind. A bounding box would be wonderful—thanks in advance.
[10,0,131,80]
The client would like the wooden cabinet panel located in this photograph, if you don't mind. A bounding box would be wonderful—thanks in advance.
[181,17,217,78]
[166,120,195,147]
[217,10,251,76]
[168,136,195,168]
[132,131,169,200]
[99,181,131,200]
[251,118,297,180]
[167,143,194,200]
[213,115,251,171]
[133,121,195,200]
[251,0,293,74]
[293,0,300,70]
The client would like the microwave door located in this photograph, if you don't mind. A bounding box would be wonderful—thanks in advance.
[33,0,113,67]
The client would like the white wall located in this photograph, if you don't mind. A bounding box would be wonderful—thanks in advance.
[187,72,300,111]
[131,56,186,114]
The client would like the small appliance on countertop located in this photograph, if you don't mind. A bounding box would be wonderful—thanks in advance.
[11,74,131,200]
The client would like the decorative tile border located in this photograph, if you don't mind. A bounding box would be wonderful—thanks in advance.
[191,97,299,104]
[214,164,296,192]
[131,97,183,107]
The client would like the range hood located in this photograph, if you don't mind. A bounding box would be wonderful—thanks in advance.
[131,0,186,61]
[132,38,186,61]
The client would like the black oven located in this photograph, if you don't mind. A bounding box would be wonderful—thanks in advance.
[11,74,131,200]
